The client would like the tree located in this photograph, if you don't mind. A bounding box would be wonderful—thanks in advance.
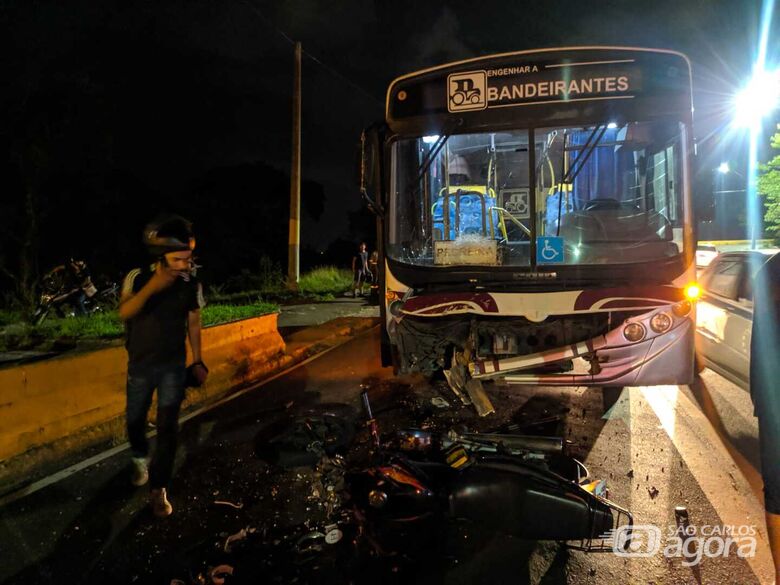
[1,65,114,308]
[759,126,780,245]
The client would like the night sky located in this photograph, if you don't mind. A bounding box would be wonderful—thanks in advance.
[1,0,777,288]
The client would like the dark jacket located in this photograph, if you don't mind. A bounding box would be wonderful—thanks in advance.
[749,253,780,416]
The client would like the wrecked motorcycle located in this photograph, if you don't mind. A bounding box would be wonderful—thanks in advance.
[31,259,119,324]
[169,397,634,584]
[347,392,633,559]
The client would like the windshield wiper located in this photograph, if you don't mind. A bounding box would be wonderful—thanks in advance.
[555,124,609,236]
[415,134,449,185]
[565,125,608,184]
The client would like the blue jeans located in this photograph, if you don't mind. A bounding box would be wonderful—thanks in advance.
[126,361,186,489]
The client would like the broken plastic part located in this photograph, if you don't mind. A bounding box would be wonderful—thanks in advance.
[582,479,608,498]
[431,396,450,408]
[464,378,495,416]
[214,500,243,510]
[224,526,255,553]
[368,489,388,508]
[209,564,234,585]
[296,531,326,555]
[325,528,343,544]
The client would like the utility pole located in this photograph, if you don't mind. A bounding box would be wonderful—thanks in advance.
[287,41,302,290]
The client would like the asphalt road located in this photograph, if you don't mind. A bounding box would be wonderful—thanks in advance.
[0,325,774,584]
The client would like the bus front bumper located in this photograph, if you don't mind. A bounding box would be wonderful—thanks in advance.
[470,318,694,387]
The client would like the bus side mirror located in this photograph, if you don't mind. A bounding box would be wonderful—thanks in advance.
[358,126,384,217]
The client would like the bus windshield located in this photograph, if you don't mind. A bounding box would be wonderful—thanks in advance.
[388,120,686,269]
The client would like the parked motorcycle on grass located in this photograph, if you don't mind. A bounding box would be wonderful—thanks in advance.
[31,259,119,325]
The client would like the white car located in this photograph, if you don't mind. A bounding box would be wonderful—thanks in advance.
[695,244,718,268]
[695,251,774,389]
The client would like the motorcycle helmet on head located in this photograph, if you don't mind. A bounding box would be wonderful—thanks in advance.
[143,214,196,258]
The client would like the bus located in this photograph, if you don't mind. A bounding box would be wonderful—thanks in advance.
[359,47,699,388]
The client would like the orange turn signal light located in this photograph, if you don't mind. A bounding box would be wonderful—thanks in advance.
[684,283,701,301]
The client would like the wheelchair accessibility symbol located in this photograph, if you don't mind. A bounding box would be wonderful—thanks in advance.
[536,236,564,264]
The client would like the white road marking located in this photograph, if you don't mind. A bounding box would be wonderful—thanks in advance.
[639,385,775,583]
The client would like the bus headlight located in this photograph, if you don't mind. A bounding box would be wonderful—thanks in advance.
[623,322,646,342]
[650,312,673,333]
[672,300,692,317]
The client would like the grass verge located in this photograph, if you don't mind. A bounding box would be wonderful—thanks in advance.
[298,266,354,296]
[0,301,279,352]
[209,266,354,305]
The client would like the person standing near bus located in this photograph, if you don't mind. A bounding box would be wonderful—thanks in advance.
[118,214,208,517]
[749,251,780,582]
[352,242,371,298]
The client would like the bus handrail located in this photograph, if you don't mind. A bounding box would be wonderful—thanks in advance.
[493,206,532,238]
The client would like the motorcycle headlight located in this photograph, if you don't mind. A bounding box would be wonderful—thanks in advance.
[650,312,673,333]
[623,322,646,342]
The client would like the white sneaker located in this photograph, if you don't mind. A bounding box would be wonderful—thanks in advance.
[131,457,149,487]
[150,488,173,517]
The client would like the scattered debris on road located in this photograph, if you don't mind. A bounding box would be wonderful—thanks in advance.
[430,396,450,408]
[213,500,243,510]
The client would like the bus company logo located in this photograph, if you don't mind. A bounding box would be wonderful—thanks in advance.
[448,71,487,112]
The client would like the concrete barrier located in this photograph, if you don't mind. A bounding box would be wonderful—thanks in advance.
[0,313,284,486]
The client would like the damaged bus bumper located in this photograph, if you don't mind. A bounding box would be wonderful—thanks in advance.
[391,290,695,386]
[471,314,694,386]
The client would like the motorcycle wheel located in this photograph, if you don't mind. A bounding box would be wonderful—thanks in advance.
[32,306,50,326]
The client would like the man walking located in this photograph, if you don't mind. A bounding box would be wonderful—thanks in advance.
[352,242,371,298]
[118,214,208,517]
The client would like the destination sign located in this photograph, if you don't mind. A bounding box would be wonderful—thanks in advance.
[385,49,692,129]
[446,66,638,113]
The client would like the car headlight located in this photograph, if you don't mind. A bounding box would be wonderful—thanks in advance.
[650,312,673,333]
[623,322,646,342]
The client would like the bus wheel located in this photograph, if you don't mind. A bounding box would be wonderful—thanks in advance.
[601,386,624,413]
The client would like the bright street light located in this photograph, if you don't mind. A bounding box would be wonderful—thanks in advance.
[717,162,730,174]
[734,0,776,251]
[733,68,780,129]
